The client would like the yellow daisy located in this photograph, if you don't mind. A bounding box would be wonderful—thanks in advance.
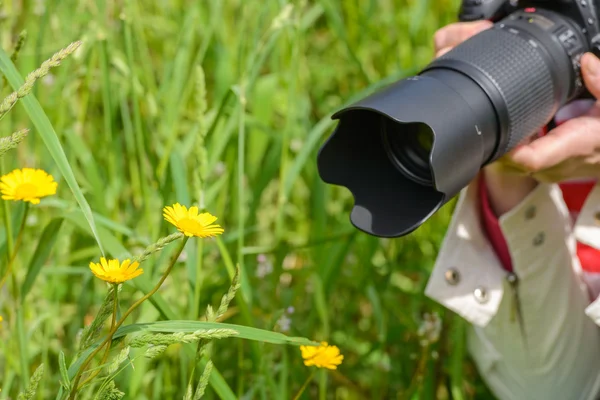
[89,257,143,284]
[163,203,224,238]
[300,342,344,370]
[0,168,57,204]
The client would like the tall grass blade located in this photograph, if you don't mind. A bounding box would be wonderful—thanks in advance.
[21,218,64,301]
[115,320,319,346]
[0,46,105,255]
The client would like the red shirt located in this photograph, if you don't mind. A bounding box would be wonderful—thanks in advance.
[479,100,600,275]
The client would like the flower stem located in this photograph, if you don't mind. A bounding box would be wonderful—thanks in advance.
[192,238,204,319]
[187,239,205,389]
[0,202,29,291]
[69,236,189,399]
[292,369,316,400]
[1,202,30,387]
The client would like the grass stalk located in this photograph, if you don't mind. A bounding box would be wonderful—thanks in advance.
[236,77,247,301]
[122,16,151,222]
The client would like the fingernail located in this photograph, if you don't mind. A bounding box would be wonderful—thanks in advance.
[584,52,600,77]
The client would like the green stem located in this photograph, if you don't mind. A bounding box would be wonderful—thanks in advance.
[236,80,246,291]
[123,16,151,221]
[16,306,29,386]
[275,19,299,243]
[78,284,120,388]
[0,202,28,291]
[12,202,29,260]
[292,369,316,400]
[319,369,326,400]
[5,203,30,387]
[69,237,189,399]
[192,239,204,319]
[0,157,14,277]
[186,236,205,384]
[187,337,206,395]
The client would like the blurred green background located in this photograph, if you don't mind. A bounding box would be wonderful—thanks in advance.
[0,0,496,399]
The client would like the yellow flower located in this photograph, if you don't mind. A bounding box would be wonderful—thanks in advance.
[300,342,344,370]
[89,257,143,284]
[0,168,57,204]
[163,203,224,238]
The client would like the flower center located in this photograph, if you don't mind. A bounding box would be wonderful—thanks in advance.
[15,183,38,199]
[178,217,202,234]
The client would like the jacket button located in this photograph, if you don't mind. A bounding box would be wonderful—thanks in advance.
[445,268,460,285]
[533,232,545,246]
[474,286,489,304]
[525,205,536,220]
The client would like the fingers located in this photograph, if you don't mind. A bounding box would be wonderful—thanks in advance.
[436,47,452,58]
[433,20,493,55]
[508,116,599,173]
[581,52,600,100]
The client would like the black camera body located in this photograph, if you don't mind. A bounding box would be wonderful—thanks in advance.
[316,0,600,238]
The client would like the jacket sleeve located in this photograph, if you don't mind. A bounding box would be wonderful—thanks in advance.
[575,184,600,323]
[478,173,514,272]
[424,176,600,399]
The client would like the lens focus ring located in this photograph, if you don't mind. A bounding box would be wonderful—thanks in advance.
[432,27,556,153]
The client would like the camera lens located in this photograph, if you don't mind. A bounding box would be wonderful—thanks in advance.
[317,8,583,237]
[381,118,434,186]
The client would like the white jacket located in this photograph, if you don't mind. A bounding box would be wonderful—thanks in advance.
[426,175,600,399]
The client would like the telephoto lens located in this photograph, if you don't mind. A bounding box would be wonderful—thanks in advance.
[317,7,589,238]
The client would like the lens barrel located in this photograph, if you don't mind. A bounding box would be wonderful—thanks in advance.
[317,8,588,238]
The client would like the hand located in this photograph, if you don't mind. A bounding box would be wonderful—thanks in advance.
[501,53,600,183]
[433,20,494,57]
[483,53,600,216]
[435,21,600,183]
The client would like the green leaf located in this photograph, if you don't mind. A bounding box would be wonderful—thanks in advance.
[66,321,317,389]
[0,46,105,255]
[113,320,319,346]
[58,351,70,391]
[21,218,64,301]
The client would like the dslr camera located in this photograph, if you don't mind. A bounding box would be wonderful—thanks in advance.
[317,0,600,237]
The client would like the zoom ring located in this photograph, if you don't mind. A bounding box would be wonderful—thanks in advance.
[433,28,556,152]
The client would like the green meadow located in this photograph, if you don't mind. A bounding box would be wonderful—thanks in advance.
[0,1,495,399]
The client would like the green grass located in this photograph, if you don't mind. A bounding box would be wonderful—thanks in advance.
[0,0,495,399]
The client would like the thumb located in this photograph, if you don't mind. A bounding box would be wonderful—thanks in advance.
[581,52,600,99]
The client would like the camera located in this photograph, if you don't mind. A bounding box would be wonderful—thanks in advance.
[317,0,600,238]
